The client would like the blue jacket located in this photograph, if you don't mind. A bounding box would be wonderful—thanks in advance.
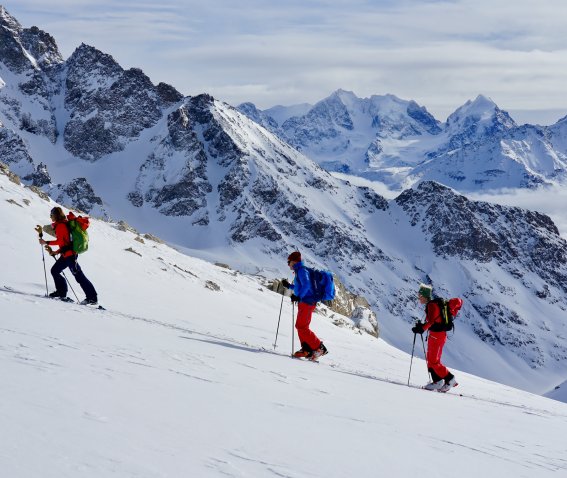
[291,261,317,304]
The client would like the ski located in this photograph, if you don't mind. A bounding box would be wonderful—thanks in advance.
[292,355,320,363]
[1,286,105,310]
[58,296,75,303]
[421,386,461,395]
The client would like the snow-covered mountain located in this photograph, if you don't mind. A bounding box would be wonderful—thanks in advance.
[2,6,567,397]
[239,91,567,191]
[1,166,567,477]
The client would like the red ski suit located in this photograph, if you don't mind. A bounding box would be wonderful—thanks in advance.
[422,301,449,379]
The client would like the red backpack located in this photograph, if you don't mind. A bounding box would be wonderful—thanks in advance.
[430,297,463,332]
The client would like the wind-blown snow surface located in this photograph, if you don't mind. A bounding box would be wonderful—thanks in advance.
[2,161,567,477]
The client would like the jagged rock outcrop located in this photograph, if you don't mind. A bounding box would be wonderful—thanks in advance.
[269,277,379,337]
[0,7,61,144]
[23,162,51,187]
[64,45,175,160]
[0,125,34,176]
[129,99,213,219]
[396,181,567,293]
[0,7,62,73]
[50,177,105,215]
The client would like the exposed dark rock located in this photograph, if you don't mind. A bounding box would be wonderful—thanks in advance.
[22,162,51,187]
[52,177,103,213]
[64,46,165,160]
[0,128,34,175]
[156,82,184,106]
[396,181,567,293]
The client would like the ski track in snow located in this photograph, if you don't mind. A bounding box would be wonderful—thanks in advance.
[2,286,563,418]
[2,286,567,477]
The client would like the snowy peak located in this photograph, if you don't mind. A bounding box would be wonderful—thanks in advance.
[240,91,564,192]
[236,102,279,132]
[282,89,370,136]
[330,88,358,107]
[19,25,62,69]
[446,94,517,140]
[129,93,386,270]
[64,45,181,161]
[65,43,124,105]
[244,90,445,174]
[0,5,62,73]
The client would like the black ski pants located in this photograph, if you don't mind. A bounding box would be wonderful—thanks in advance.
[51,255,97,301]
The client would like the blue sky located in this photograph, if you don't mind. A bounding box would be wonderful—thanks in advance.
[4,0,567,124]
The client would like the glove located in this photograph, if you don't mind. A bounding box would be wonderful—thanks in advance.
[34,225,43,236]
[44,245,56,256]
[412,322,424,334]
[290,294,300,303]
[281,278,291,288]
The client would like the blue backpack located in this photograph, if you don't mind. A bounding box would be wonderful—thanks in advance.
[306,267,336,302]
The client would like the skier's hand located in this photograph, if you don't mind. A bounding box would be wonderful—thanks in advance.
[412,321,424,334]
[281,278,291,288]
[34,225,43,235]
[44,245,55,256]
[290,294,300,303]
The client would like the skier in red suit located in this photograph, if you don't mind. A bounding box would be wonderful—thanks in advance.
[412,283,460,392]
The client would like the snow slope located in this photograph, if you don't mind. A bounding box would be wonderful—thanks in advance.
[2,7,567,400]
[2,155,567,477]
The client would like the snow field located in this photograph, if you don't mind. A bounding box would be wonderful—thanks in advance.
[1,173,567,477]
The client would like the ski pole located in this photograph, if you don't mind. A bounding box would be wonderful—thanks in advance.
[273,293,285,350]
[50,255,79,302]
[291,302,295,356]
[408,332,417,386]
[35,226,49,297]
[61,270,79,302]
[420,334,432,381]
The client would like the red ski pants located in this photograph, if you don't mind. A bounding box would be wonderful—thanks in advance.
[426,331,449,379]
[295,302,321,351]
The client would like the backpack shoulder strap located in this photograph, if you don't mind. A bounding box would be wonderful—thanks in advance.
[432,297,450,325]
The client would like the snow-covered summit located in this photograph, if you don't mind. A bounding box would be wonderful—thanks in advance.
[242,91,567,191]
[0,5,62,72]
[255,89,443,174]
[445,94,517,146]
